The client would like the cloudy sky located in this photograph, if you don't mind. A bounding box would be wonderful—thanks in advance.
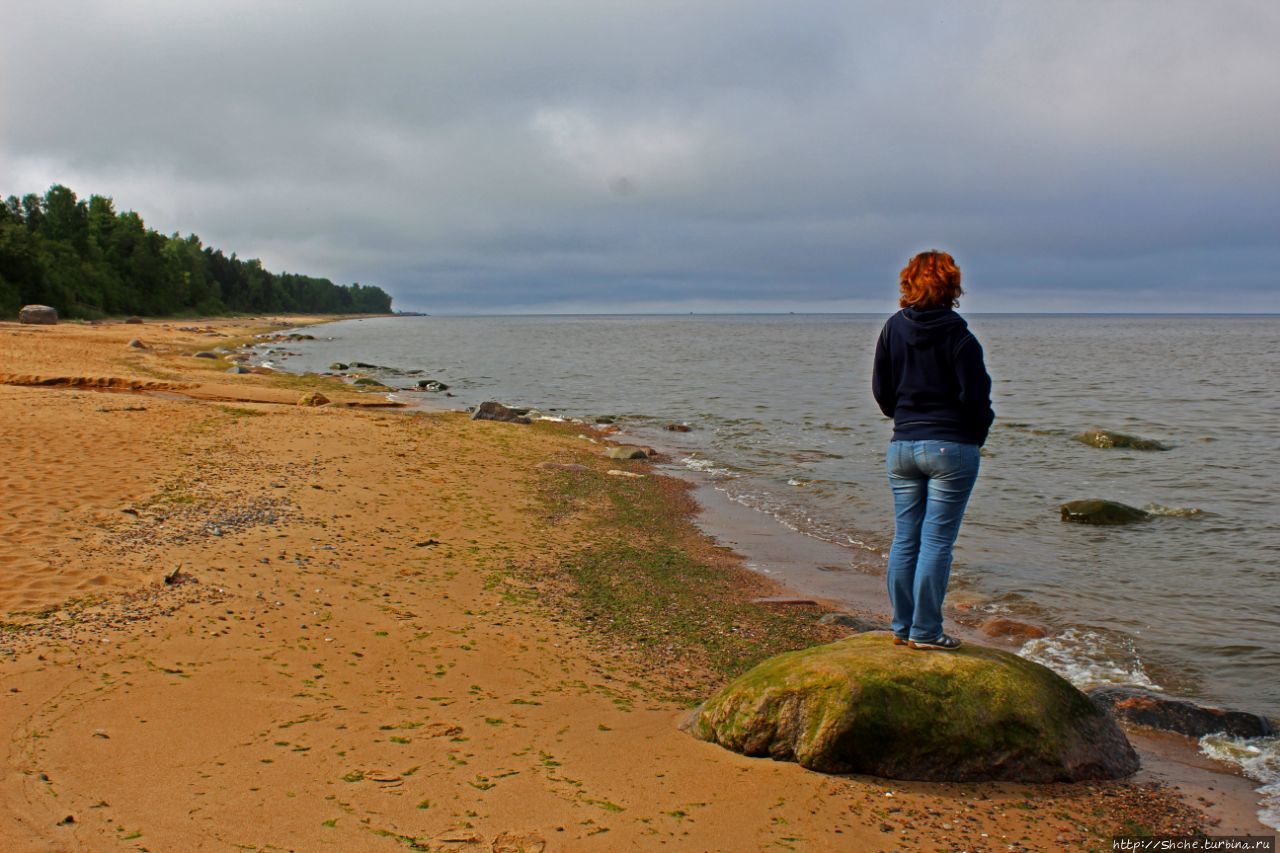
[3,1,1277,313]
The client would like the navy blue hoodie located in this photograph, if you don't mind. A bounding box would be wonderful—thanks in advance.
[872,308,994,446]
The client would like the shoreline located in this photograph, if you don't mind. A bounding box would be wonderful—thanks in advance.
[0,314,1267,847]
[265,315,1277,835]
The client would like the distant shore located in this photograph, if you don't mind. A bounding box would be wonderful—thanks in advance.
[0,314,1256,847]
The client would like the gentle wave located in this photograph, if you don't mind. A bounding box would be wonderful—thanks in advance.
[1143,503,1208,518]
[1019,628,1160,690]
[1199,733,1280,830]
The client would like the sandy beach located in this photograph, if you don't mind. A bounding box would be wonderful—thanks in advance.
[0,316,1233,850]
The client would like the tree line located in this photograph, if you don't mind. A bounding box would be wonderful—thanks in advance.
[0,184,392,319]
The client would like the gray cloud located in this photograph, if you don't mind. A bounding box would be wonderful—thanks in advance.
[3,0,1277,312]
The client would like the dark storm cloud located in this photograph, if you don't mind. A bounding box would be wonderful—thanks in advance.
[3,0,1277,312]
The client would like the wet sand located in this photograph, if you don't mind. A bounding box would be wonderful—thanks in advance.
[0,315,1233,850]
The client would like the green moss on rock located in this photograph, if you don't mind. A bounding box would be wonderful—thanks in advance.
[685,633,1138,782]
[1072,429,1169,451]
[1060,499,1149,525]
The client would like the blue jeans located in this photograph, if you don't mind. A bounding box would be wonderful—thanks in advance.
[885,440,980,642]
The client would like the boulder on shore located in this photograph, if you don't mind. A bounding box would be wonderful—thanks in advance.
[685,633,1139,782]
[1073,429,1169,451]
[18,305,58,325]
[818,613,891,633]
[471,401,531,424]
[1087,686,1273,739]
[605,445,652,460]
[1060,499,1149,525]
[297,391,330,407]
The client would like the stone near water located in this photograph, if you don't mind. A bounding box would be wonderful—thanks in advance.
[980,617,1048,642]
[1073,429,1169,451]
[536,462,591,473]
[1060,499,1149,525]
[352,377,390,388]
[298,391,330,407]
[818,613,890,633]
[605,445,651,460]
[472,401,532,424]
[193,351,218,359]
[18,304,57,325]
[1087,686,1273,739]
[330,362,348,370]
[226,365,250,374]
[416,379,449,391]
[685,632,1139,781]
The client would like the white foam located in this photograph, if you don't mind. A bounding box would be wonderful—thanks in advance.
[681,456,736,478]
[1018,628,1160,690]
[1199,733,1280,830]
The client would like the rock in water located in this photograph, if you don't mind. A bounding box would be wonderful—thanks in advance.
[1087,686,1273,739]
[18,304,58,325]
[330,362,349,370]
[297,391,330,407]
[471,401,531,424]
[980,617,1048,641]
[1073,429,1169,451]
[1060,499,1149,525]
[685,633,1139,781]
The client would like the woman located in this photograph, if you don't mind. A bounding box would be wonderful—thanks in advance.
[872,250,994,651]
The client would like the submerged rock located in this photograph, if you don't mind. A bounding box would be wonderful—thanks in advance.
[416,379,449,392]
[980,617,1048,642]
[1088,686,1273,739]
[471,401,532,424]
[1073,429,1169,451]
[664,423,693,432]
[1060,499,1149,525]
[18,304,57,325]
[685,633,1139,781]
[330,362,349,370]
[352,378,390,389]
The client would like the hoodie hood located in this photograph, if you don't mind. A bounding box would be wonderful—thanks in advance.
[899,307,968,348]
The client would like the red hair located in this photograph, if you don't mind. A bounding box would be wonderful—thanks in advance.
[899,250,963,309]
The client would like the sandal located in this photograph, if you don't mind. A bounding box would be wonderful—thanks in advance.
[908,634,962,651]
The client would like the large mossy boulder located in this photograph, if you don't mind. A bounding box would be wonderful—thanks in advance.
[1073,429,1169,451]
[1060,499,1149,525]
[685,633,1138,782]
